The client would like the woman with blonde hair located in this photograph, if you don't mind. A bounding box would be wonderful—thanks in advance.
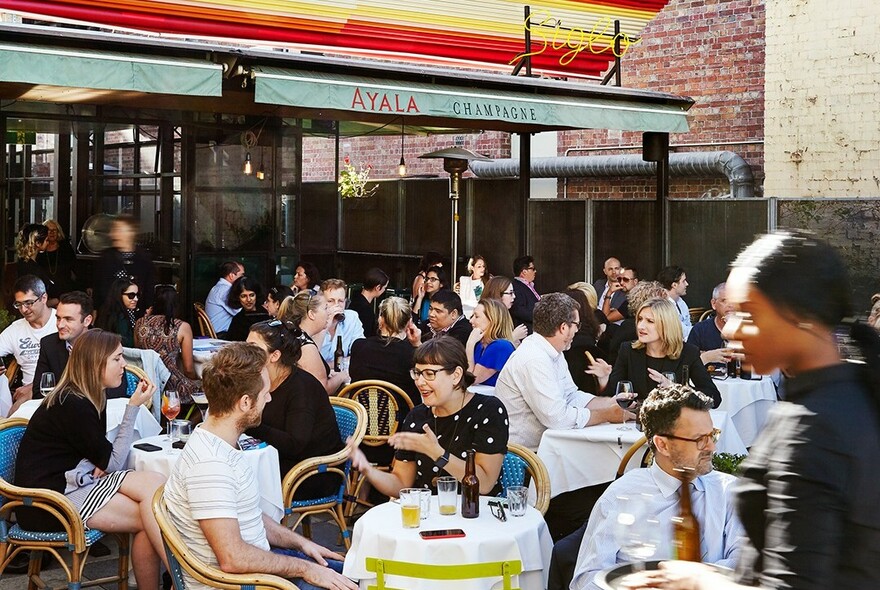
[466,298,516,386]
[14,329,168,590]
[16,223,59,302]
[277,291,349,394]
[349,296,422,408]
[588,297,720,406]
[37,219,79,295]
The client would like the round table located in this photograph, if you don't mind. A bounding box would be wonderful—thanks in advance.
[537,409,747,499]
[192,338,231,377]
[715,376,777,447]
[343,496,552,590]
[127,432,284,522]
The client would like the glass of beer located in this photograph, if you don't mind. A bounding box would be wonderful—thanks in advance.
[399,488,421,528]
[437,476,458,516]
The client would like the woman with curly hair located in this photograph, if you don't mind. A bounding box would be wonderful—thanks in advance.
[16,223,58,302]
[225,276,271,341]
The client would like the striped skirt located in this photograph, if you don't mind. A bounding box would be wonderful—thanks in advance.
[69,470,131,528]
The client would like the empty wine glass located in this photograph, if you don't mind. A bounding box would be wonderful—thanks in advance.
[615,381,636,430]
[39,372,56,398]
[614,494,662,572]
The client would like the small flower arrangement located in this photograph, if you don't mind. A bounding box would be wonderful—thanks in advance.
[338,156,378,199]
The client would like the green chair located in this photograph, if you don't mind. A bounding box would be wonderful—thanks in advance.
[365,557,523,590]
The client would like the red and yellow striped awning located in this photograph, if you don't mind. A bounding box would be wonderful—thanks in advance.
[1,0,669,77]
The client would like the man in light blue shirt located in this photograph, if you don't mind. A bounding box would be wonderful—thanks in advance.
[318,279,364,366]
[205,261,244,335]
[566,385,744,590]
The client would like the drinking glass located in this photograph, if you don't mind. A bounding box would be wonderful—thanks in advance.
[662,372,677,385]
[161,390,181,441]
[398,488,421,528]
[39,372,56,398]
[507,485,529,517]
[191,391,209,421]
[614,494,661,571]
[615,381,635,430]
[417,488,431,519]
[437,476,458,515]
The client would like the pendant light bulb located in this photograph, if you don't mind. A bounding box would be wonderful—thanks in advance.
[398,156,407,177]
[243,152,252,175]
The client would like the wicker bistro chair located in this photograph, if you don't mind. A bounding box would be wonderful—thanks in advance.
[4,358,21,389]
[123,365,153,409]
[366,557,523,590]
[151,486,297,590]
[498,443,551,515]
[337,380,415,518]
[0,418,131,589]
[615,435,655,479]
[281,397,367,549]
[193,302,218,339]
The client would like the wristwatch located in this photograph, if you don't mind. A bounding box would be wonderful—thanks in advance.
[434,450,450,470]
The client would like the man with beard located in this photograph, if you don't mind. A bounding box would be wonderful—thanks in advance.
[563,385,744,590]
[162,342,356,590]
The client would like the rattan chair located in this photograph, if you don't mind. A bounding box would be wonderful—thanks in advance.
[688,307,708,325]
[338,379,415,519]
[698,309,714,323]
[151,486,297,590]
[0,418,131,589]
[366,557,522,590]
[499,442,551,515]
[4,358,20,389]
[615,435,655,479]
[282,397,367,548]
[123,365,153,409]
[193,302,218,339]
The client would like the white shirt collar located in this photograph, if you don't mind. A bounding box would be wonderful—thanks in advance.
[649,461,707,499]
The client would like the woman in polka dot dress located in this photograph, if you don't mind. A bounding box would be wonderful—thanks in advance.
[348,337,509,497]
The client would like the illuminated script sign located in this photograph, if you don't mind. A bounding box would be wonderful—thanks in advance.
[510,13,641,69]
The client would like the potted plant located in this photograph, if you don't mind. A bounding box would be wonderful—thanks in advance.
[338,156,378,199]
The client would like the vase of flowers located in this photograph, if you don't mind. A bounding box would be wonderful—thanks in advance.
[338,156,378,199]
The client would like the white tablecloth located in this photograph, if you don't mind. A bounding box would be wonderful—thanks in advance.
[343,496,552,590]
[127,433,284,522]
[715,377,777,447]
[467,385,496,397]
[537,409,747,498]
[11,397,162,441]
[192,339,231,377]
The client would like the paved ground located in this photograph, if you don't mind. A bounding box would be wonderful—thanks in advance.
[0,513,346,589]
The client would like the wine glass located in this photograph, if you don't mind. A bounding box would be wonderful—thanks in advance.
[191,391,209,422]
[39,372,56,398]
[614,494,662,572]
[161,390,181,441]
[615,381,635,430]
[662,372,677,385]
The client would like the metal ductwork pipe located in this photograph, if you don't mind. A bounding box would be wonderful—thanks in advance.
[469,151,755,198]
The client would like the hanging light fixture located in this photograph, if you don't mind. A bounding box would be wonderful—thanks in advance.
[243,152,253,175]
[256,147,265,181]
[398,122,407,177]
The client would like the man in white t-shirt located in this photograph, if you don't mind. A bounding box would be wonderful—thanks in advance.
[0,275,58,414]
[163,342,356,590]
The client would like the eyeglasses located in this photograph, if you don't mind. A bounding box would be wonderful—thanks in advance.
[13,298,40,310]
[122,292,139,300]
[525,266,537,271]
[410,367,453,381]
[488,500,507,522]
[502,290,515,296]
[618,277,634,283]
[568,320,581,330]
[659,428,721,450]
[424,277,441,283]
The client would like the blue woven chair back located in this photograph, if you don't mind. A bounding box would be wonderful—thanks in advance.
[0,423,26,510]
[334,405,359,440]
[163,544,188,589]
[498,451,528,499]
[124,369,140,397]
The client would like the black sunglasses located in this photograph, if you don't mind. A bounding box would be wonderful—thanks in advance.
[122,292,139,300]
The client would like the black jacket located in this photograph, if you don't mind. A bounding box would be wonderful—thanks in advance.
[34,333,127,399]
[510,279,539,333]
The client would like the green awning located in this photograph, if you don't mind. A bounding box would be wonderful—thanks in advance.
[0,43,222,96]
[254,67,689,133]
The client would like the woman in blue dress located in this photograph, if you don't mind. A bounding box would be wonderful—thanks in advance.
[466,297,515,386]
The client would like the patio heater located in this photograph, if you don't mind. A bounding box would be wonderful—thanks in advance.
[419,147,491,280]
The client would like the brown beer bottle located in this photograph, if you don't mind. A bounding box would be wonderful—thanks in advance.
[671,470,701,561]
[333,335,344,372]
[461,449,480,518]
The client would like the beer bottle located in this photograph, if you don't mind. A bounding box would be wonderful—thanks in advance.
[461,449,480,518]
[333,335,344,372]
[671,470,701,561]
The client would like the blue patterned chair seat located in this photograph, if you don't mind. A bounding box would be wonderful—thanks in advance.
[288,494,337,509]
[8,523,104,546]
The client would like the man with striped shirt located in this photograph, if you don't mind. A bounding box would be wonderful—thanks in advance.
[163,342,356,590]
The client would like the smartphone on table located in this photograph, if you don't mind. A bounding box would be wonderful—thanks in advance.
[419,529,466,540]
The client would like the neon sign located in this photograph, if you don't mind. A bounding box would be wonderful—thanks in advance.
[510,12,642,69]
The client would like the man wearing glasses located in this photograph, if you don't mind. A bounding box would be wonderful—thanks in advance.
[562,385,743,590]
[510,255,540,334]
[615,266,640,319]
[0,275,57,416]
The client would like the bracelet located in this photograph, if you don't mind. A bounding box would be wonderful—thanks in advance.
[434,450,450,470]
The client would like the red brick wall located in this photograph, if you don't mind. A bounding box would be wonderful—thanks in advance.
[303,0,765,196]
